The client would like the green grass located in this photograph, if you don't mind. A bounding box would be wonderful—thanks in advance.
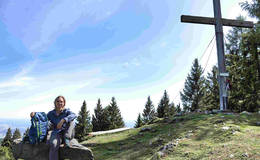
[82,113,260,160]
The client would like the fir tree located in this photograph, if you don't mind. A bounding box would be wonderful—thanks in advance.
[102,106,112,131]
[176,103,182,113]
[23,128,29,138]
[225,12,260,112]
[12,128,21,140]
[92,98,107,131]
[75,100,92,141]
[202,65,219,111]
[157,90,170,118]
[1,128,13,147]
[106,97,125,130]
[142,96,155,124]
[240,0,260,19]
[134,113,143,128]
[169,102,176,116]
[180,58,205,112]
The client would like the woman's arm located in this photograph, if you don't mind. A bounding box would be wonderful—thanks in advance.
[63,109,76,123]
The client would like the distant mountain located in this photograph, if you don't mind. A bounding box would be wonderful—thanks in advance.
[0,118,30,138]
[0,118,136,138]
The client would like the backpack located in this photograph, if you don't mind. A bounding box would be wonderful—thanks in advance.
[28,112,48,144]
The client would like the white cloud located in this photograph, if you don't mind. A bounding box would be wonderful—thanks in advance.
[0,76,34,89]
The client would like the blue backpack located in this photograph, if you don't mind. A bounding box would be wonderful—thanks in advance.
[28,112,48,144]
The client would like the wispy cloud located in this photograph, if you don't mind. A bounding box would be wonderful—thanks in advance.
[0,0,124,53]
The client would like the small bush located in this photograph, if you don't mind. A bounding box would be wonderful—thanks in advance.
[0,146,15,160]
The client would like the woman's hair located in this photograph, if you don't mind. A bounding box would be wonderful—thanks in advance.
[54,95,66,108]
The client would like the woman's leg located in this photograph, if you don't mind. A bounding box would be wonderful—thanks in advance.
[49,131,61,160]
[64,121,75,140]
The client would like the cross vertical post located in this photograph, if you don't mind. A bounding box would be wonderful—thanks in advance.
[213,0,226,110]
[181,0,254,111]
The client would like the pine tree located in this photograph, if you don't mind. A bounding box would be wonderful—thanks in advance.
[23,128,29,138]
[180,58,205,112]
[157,90,171,118]
[1,128,13,147]
[240,0,260,19]
[134,113,143,128]
[142,96,155,124]
[169,102,176,116]
[12,128,21,140]
[201,65,219,111]
[176,103,182,113]
[102,106,112,131]
[225,12,260,112]
[106,97,125,130]
[92,98,108,131]
[75,100,92,141]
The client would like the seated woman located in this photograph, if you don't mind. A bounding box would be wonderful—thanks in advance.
[31,95,76,160]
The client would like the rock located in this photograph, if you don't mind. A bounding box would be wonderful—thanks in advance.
[157,151,165,158]
[240,111,252,115]
[222,126,230,130]
[242,152,249,157]
[212,109,220,114]
[204,110,212,114]
[195,109,202,113]
[256,122,260,126]
[12,138,94,160]
[185,133,193,138]
[214,119,224,124]
[258,111,260,114]
[171,117,185,123]
[140,127,152,132]
[224,112,234,115]
[229,154,234,158]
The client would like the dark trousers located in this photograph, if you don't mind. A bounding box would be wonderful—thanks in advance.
[48,121,75,160]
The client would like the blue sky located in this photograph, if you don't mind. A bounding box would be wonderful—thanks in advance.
[0,0,253,122]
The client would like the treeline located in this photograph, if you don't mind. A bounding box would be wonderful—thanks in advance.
[134,91,181,128]
[75,97,125,141]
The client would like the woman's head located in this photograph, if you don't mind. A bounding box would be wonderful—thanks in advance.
[54,95,66,112]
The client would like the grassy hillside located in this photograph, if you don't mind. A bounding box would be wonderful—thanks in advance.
[82,113,260,160]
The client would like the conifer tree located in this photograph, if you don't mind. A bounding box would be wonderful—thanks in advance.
[106,97,125,130]
[1,128,13,147]
[134,113,143,128]
[169,102,176,116]
[157,90,170,118]
[92,98,107,131]
[202,65,219,111]
[75,100,92,141]
[225,11,260,112]
[180,58,205,112]
[240,0,260,19]
[142,96,155,124]
[23,128,29,137]
[176,103,182,113]
[12,128,21,140]
[102,106,112,131]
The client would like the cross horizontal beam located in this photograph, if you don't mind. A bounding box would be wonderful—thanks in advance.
[181,15,254,28]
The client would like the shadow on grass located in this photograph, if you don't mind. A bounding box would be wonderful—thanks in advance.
[81,113,259,160]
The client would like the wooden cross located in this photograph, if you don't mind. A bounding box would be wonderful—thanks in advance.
[181,0,254,111]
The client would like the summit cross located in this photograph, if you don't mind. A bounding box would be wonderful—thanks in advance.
[181,0,254,111]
